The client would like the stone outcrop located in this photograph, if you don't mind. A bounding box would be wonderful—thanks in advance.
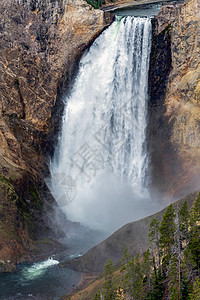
[148,0,200,199]
[0,0,112,271]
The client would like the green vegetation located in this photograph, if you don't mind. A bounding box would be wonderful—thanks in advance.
[0,174,18,204]
[94,193,200,299]
[189,277,200,300]
[102,259,118,299]
[85,0,105,9]
[0,174,42,246]
[29,184,42,210]
[94,291,101,299]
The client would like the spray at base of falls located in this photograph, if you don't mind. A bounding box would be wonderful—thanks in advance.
[21,257,59,281]
[0,256,81,299]
[49,16,158,233]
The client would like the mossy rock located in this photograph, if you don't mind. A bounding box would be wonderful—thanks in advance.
[85,0,104,9]
[29,184,42,210]
[0,174,18,204]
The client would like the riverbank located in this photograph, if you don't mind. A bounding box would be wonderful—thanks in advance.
[63,270,123,299]
[63,272,101,299]
[0,238,67,274]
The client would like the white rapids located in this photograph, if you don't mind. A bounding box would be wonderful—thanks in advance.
[21,257,59,281]
[49,16,154,232]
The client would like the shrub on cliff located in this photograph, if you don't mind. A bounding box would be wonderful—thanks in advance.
[85,0,105,9]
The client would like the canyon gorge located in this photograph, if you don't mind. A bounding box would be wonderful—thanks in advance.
[0,0,199,297]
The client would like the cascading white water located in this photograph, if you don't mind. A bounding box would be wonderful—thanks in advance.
[21,258,59,281]
[49,16,154,232]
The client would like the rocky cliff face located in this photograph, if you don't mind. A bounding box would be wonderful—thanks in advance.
[0,0,112,271]
[1,0,200,272]
[148,0,200,199]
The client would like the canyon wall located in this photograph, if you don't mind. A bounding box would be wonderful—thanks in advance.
[1,0,200,272]
[0,0,112,271]
[148,0,200,199]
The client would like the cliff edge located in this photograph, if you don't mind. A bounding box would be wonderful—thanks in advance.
[0,0,112,271]
[148,0,200,198]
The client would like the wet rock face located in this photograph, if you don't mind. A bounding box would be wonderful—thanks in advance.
[148,0,200,199]
[148,19,173,198]
[0,0,112,269]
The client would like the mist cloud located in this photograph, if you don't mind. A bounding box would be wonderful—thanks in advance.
[60,172,162,233]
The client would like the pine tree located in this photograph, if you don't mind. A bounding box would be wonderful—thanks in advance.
[142,249,152,299]
[159,204,176,267]
[168,251,180,299]
[102,259,118,300]
[190,193,200,229]
[149,218,161,270]
[121,247,131,272]
[185,193,200,278]
[120,252,135,298]
[94,291,101,300]
[179,201,189,245]
[133,254,144,299]
[121,251,144,299]
[181,277,189,300]
[151,270,165,300]
[189,276,200,300]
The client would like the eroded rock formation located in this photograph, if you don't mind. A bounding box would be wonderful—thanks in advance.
[1,0,200,273]
[0,0,112,271]
[148,0,200,199]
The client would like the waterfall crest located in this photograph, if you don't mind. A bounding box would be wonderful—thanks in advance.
[49,17,153,232]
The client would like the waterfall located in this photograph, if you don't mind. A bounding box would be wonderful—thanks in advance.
[49,16,153,232]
